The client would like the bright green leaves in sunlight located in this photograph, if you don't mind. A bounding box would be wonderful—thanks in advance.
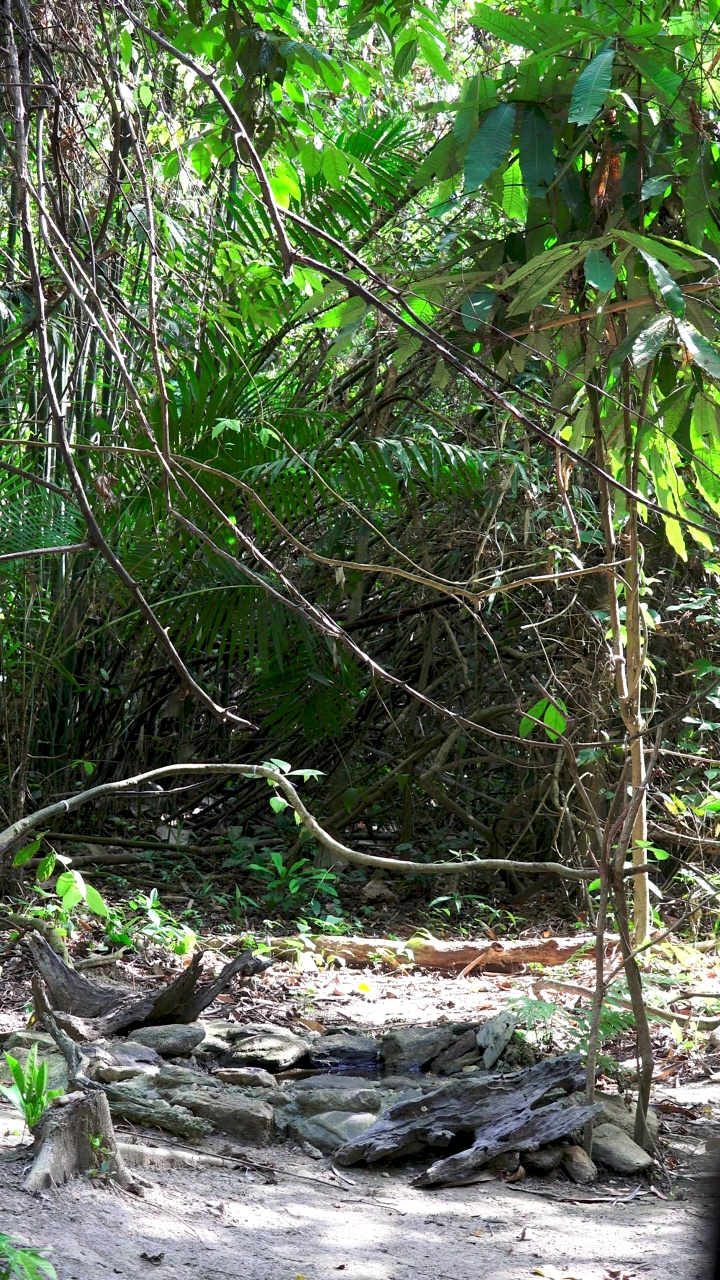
[568,45,615,125]
[464,103,516,193]
[676,321,720,380]
[519,698,568,742]
[640,252,685,318]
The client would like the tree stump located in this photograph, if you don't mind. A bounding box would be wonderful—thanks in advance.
[25,1091,143,1195]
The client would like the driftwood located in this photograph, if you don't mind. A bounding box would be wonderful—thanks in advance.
[25,1090,143,1194]
[27,933,273,1040]
[334,1052,602,1188]
[291,933,609,973]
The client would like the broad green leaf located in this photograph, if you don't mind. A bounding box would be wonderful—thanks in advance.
[641,174,673,200]
[85,884,109,918]
[627,52,683,102]
[543,703,567,741]
[269,794,289,813]
[568,47,615,126]
[583,247,615,293]
[647,445,688,560]
[413,134,458,190]
[119,28,133,68]
[519,107,555,199]
[631,313,673,368]
[461,287,495,331]
[322,148,349,188]
[418,33,453,84]
[501,158,528,221]
[690,395,720,513]
[519,698,549,739]
[299,142,323,176]
[618,230,712,274]
[464,103,516,193]
[12,836,42,866]
[189,142,212,180]
[393,38,417,79]
[676,320,720,380]
[471,2,546,51]
[640,252,685,318]
[35,852,56,882]
[505,246,588,317]
[59,882,83,911]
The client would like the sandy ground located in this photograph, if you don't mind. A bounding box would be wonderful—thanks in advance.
[1,1099,717,1280]
[3,957,720,1279]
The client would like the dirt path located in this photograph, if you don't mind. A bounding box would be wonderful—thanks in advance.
[1,1112,716,1280]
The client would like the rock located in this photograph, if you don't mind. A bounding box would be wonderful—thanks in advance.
[476,1011,518,1070]
[127,1023,206,1057]
[222,1024,311,1072]
[708,1027,720,1051]
[487,1150,520,1175]
[289,1086,381,1116]
[594,1094,659,1150]
[308,1032,381,1072]
[361,876,397,903]
[215,1067,276,1089]
[4,1030,58,1054]
[502,1033,536,1069]
[591,1123,653,1173]
[156,1064,215,1089]
[85,1041,162,1084]
[106,1080,212,1140]
[300,1141,323,1160]
[442,1050,482,1074]
[381,1026,457,1073]
[164,1085,274,1144]
[429,1029,478,1075]
[290,1110,378,1153]
[193,1019,235,1055]
[562,1144,598,1185]
[523,1144,565,1175]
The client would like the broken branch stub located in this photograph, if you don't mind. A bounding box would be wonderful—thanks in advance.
[27,933,273,1039]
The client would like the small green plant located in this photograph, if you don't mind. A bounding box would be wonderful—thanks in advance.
[0,1234,57,1280]
[247,848,339,915]
[0,1045,63,1132]
[87,1132,114,1181]
[105,889,197,955]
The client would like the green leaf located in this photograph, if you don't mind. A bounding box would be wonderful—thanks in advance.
[35,852,56,882]
[568,47,615,126]
[393,38,418,79]
[676,320,720,380]
[189,142,212,180]
[322,148,349,189]
[501,158,527,221]
[519,107,555,199]
[640,252,685,318]
[519,698,549,739]
[631,314,673,368]
[464,103,516,193]
[583,247,615,293]
[85,884,109,918]
[119,28,133,68]
[641,174,673,200]
[12,836,42,867]
[269,795,289,813]
[299,142,323,176]
[418,33,453,84]
[543,703,567,741]
[461,287,495,331]
[470,2,545,51]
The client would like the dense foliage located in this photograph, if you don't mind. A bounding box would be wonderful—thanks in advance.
[1,0,720,945]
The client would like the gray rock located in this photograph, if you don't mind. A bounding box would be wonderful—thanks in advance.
[215,1066,276,1089]
[289,1110,378,1153]
[381,1026,457,1073]
[4,1030,58,1054]
[127,1022,206,1057]
[591,1123,653,1173]
[523,1144,565,1175]
[165,1085,274,1144]
[106,1080,212,1140]
[308,1032,380,1072]
[85,1040,163,1084]
[476,1011,518,1070]
[222,1025,311,1071]
[594,1094,659,1150]
[562,1144,598,1185]
[156,1063,216,1089]
[429,1029,478,1075]
[193,1019,235,1055]
[289,1086,382,1116]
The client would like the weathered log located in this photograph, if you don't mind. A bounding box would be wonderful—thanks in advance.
[27,933,273,1040]
[334,1052,601,1188]
[25,1090,143,1194]
[284,933,608,973]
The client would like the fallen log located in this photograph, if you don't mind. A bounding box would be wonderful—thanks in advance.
[279,933,612,973]
[27,932,273,1040]
[334,1052,601,1188]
